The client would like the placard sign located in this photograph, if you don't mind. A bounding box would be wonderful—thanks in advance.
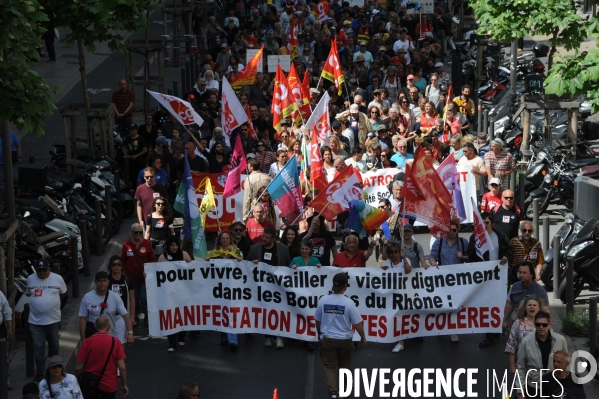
[406,0,434,13]
[267,55,291,72]
[525,75,544,94]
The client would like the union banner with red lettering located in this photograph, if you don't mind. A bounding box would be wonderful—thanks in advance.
[146,260,506,342]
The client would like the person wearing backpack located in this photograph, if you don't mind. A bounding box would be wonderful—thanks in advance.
[429,219,469,343]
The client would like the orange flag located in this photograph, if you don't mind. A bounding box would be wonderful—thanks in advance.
[287,63,304,123]
[230,45,264,87]
[288,18,299,60]
[273,388,278,399]
[300,68,312,120]
[321,39,345,95]
[272,65,298,132]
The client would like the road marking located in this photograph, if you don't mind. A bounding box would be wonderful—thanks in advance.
[305,350,315,399]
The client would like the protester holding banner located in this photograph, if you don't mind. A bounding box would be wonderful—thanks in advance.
[467,212,512,264]
[398,224,428,269]
[315,272,367,399]
[332,235,375,268]
[246,205,276,244]
[289,241,322,268]
[299,214,338,266]
[228,221,252,258]
[281,226,301,259]
[429,220,469,268]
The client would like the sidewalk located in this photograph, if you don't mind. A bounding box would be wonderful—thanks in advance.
[8,219,134,398]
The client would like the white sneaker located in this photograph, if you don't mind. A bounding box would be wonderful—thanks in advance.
[451,334,459,342]
[276,337,284,349]
[138,313,146,320]
[178,341,185,346]
[167,347,175,352]
[392,342,404,352]
[264,338,273,347]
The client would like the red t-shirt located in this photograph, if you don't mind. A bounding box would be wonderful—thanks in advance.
[332,250,367,268]
[120,239,156,286]
[481,191,502,213]
[245,219,275,244]
[77,332,126,393]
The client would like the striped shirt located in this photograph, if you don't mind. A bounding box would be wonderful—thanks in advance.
[111,89,135,115]
[510,237,544,268]
[255,151,276,174]
[485,151,515,189]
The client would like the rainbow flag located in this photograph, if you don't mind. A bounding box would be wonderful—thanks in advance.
[345,200,389,237]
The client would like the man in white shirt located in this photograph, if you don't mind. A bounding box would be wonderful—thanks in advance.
[457,142,486,190]
[26,259,68,382]
[315,273,367,399]
[392,29,414,64]
[345,146,367,171]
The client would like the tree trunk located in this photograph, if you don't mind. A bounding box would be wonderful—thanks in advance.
[548,27,559,72]
[77,39,91,112]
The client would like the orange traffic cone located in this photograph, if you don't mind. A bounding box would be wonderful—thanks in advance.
[273,388,278,399]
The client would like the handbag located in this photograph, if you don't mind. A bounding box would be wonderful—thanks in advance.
[85,291,110,338]
[79,337,115,399]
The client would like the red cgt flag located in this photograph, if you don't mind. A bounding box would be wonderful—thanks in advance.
[309,166,363,221]
[288,19,299,60]
[300,68,312,120]
[401,146,453,235]
[320,39,344,95]
[272,65,298,132]
[310,127,327,192]
[230,45,264,87]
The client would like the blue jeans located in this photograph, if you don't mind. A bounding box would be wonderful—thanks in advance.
[220,333,238,345]
[133,284,147,316]
[30,322,60,375]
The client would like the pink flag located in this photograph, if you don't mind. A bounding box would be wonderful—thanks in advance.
[437,152,467,220]
[221,78,248,140]
[305,91,330,143]
[147,90,204,127]
[222,136,247,200]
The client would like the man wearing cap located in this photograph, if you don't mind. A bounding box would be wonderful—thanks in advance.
[216,42,231,70]
[75,315,129,398]
[315,272,367,399]
[146,135,171,177]
[26,259,68,383]
[481,177,503,212]
[353,41,374,68]
[338,20,352,47]
[485,138,515,190]
[458,142,486,190]
[111,79,135,131]
[435,62,452,89]
[335,104,371,148]
[122,123,148,184]
[40,355,82,398]
[79,271,134,344]
[393,29,414,64]
[376,124,393,150]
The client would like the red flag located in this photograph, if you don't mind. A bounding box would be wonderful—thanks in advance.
[311,0,330,23]
[310,128,327,192]
[309,166,363,221]
[288,19,299,60]
[287,63,303,122]
[230,45,264,87]
[222,136,247,200]
[305,91,330,144]
[273,388,278,399]
[272,65,298,132]
[300,68,312,119]
[401,146,453,235]
[320,40,344,95]
[221,78,248,140]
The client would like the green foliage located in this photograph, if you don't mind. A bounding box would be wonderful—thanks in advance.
[0,0,57,136]
[546,50,599,112]
[560,308,597,337]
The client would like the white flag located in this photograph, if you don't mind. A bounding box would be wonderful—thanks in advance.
[221,77,248,139]
[305,91,330,143]
[471,197,494,259]
[146,90,204,127]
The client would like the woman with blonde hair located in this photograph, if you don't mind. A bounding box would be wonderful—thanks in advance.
[328,136,348,159]
[504,295,543,372]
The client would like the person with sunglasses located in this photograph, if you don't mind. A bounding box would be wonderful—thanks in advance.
[480,177,503,213]
[177,382,200,399]
[228,220,251,258]
[143,196,173,256]
[120,223,156,327]
[516,311,567,399]
[510,221,544,282]
[39,355,83,399]
[489,189,522,242]
[503,262,550,334]
[134,167,168,231]
[503,296,544,370]
[107,255,135,330]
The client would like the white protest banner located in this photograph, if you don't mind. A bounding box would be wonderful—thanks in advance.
[267,55,291,72]
[360,168,400,205]
[406,0,434,13]
[456,165,476,224]
[246,48,264,73]
[146,260,506,342]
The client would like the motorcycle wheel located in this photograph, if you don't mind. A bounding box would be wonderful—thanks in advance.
[58,258,72,283]
[540,263,553,291]
[123,200,135,218]
[88,219,112,247]
[523,195,550,220]
[557,272,585,304]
